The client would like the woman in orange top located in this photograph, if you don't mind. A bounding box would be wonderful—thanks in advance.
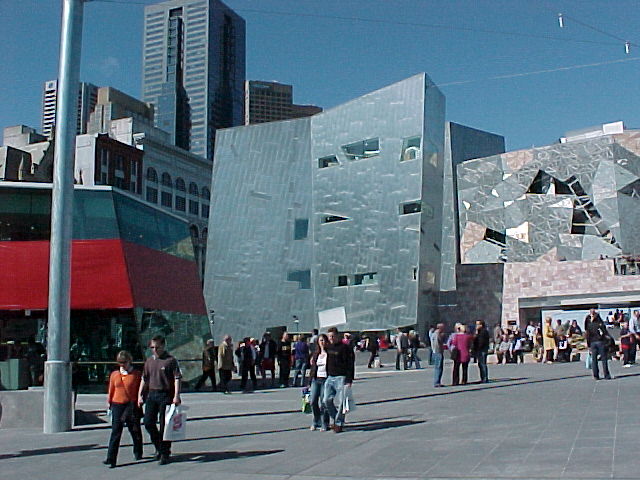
[104,350,143,468]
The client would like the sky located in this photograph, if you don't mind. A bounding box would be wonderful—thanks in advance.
[1,0,640,151]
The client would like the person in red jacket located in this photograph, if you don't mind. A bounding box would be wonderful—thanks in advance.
[104,350,143,468]
[449,324,473,386]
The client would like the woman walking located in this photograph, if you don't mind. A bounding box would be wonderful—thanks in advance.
[543,317,555,363]
[104,350,143,468]
[308,334,331,431]
[450,325,473,385]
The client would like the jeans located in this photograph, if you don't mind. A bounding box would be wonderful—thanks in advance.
[396,349,408,370]
[292,359,308,387]
[432,352,444,386]
[477,351,488,383]
[408,348,421,368]
[310,377,330,428]
[590,341,611,379]
[143,390,171,456]
[107,402,143,463]
[323,375,346,427]
[452,360,469,385]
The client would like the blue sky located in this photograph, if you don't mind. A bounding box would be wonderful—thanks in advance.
[1,0,639,151]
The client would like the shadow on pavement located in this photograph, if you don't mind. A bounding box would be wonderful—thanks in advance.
[347,419,425,431]
[0,443,102,460]
[170,449,284,463]
[175,426,307,443]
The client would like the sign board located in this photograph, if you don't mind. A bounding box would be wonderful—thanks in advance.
[318,306,347,329]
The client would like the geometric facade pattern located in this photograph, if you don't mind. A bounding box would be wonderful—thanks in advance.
[458,132,640,265]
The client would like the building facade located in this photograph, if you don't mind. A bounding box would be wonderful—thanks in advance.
[142,0,246,161]
[42,80,98,138]
[244,80,322,125]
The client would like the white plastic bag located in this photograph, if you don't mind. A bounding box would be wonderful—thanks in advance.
[342,385,356,414]
[163,404,187,441]
[373,357,381,368]
[585,351,592,370]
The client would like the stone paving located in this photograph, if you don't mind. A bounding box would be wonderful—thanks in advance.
[2,351,639,479]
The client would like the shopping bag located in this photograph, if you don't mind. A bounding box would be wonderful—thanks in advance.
[163,404,187,441]
[301,393,312,414]
[373,357,381,368]
[585,351,592,370]
[342,385,356,414]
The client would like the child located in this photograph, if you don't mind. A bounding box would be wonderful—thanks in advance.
[556,335,571,362]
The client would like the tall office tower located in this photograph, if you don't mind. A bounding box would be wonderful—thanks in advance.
[142,0,246,161]
[41,80,98,138]
[244,80,322,125]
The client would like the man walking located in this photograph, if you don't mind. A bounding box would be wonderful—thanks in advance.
[585,308,612,380]
[194,339,216,391]
[137,335,181,465]
[430,324,445,387]
[324,327,355,433]
[395,329,409,370]
[217,335,235,393]
[473,320,490,383]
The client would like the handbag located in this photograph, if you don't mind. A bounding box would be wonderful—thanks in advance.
[449,347,459,362]
[301,393,311,414]
[163,404,187,441]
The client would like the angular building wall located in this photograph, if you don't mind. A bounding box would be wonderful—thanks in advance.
[206,74,446,339]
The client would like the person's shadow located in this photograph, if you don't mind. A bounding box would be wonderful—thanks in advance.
[170,449,284,463]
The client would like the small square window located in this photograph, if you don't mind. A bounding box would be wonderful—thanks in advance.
[318,155,339,168]
[294,218,309,240]
[401,136,421,162]
[400,201,421,215]
[337,275,348,287]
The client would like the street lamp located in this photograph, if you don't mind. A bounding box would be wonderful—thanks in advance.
[208,309,215,339]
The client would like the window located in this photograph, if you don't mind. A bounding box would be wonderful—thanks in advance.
[484,228,507,247]
[354,272,378,285]
[189,199,199,215]
[323,215,349,224]
[201,204,209,218]
[161,172,172,188]
[294,218,309,240]
[146,186,158,203]
[175,195,186,211]
[161,191,173,208]
[201,187,210,200]
[341,138,380,161]
[318,155,339,168]
[189,182,199,196]
[146,167,158,183]
[287,270,311,289]
[400,201,421,215]
[175,177,186,192]
[401,136,421,162]
[337,275,348,287]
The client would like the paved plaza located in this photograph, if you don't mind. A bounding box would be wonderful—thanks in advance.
[2,351,640,480]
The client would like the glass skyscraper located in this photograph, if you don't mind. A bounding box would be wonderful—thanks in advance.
[142,0,245,161]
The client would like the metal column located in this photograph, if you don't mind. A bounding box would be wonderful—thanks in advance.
[44,0,85,434]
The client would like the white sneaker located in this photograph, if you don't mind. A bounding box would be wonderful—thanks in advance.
[624,364,632,368]
[310,426,317,431]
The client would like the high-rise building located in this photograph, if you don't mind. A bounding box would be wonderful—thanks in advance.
[41,80,98,138]
[244,80,322,125]
[142,0,246,161]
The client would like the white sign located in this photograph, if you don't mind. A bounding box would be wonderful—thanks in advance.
[318,306,347,329]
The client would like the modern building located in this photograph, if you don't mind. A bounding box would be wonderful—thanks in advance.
[1,126,54,182]
[42,80,98,138]
[244,80,322,125]
[204,74,505,340]
[0,182,209,384]
[455,121,640,328]
[142,0,246,161]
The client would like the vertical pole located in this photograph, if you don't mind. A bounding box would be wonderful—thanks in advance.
[44,0,84,434]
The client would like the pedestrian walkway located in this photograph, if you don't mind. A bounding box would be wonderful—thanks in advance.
[1,356,638,479]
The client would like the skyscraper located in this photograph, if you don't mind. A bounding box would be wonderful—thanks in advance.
[244,80,322,125]
[142,0,246,161]
[42,80,98,138]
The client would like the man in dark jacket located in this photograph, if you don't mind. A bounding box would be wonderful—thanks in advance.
[258,332,277,387]
[194,339,217,391]
[585,308,612,380]
[324,327,355,433]
[473,320,490,383]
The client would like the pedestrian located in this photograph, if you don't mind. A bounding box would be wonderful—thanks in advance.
[217,334,235,393]
[543,317,555,363]
[629,310,640,364]
[366,334,380,368]
[292,335,310,387]
[194,339,217,391]
[323,327,355,433]
[395,329,409,370]
[512,333,525,364]
[473,320,490,383]
[449,324,472,385]
[308,333,330,431]
[426,326,435,365]
[619,320,634,367]
[308,328,319,356]
[496,334,511,364]
[277,332,292,388]
[407,330,422,369]
[568,320,582,337]
[430,323,446,387]
[137,335,181,465]
[584,308,612,380]
[104,350,143,468]
[258,332,277,387]
[236,337,257,392]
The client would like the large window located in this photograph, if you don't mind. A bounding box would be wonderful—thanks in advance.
[189,182,199,196]
[161,172,172,188]
[146,167,158,183]
[146,186,158,204]
[161,191,173,208]
[294,218,309,240]
[341,138,380,161]
[189,200,199,215]
[175,177,186,192]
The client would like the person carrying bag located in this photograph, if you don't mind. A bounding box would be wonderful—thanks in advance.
[103,350,143,469]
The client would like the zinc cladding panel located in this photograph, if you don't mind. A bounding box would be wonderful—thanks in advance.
[204,119,313,341]
[311,73,443,331]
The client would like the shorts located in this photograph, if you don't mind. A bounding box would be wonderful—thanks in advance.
[261,359,275,370]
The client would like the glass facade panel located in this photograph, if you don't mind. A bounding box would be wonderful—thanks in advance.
[294,218,309,240]
[72,190,119,239]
